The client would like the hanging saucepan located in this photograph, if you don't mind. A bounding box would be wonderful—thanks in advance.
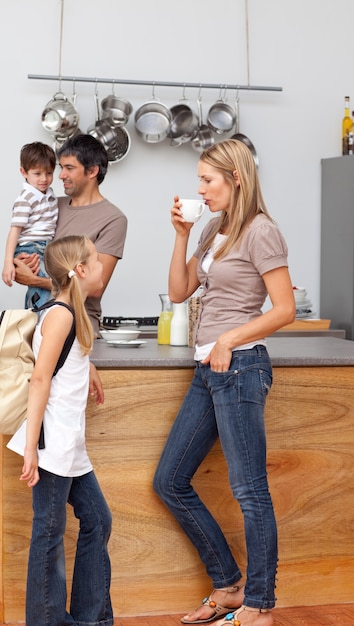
[100,94,133,127]
[167,89,199,146]
[191,94,215,153]
[89,119,119,150]
[231,98,259,168]
[134,86,172,144]
[207,88,237,135]
[106,127,131,165]
[232,133,259,168]
[41,91,80,138]
[87,87,118,152]
[53,128,83,160]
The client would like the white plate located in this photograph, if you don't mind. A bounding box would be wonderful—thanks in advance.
[295,299,312,308]
[106,340,147,348]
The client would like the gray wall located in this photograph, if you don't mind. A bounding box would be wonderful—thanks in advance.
[0,0,350,318]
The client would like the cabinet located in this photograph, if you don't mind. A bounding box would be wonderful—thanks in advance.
[2,363,354,621]
[321,156,354,339]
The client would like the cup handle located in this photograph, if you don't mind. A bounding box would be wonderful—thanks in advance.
[197,203,205,217]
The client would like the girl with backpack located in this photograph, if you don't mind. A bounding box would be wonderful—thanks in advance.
[7,234,113,626]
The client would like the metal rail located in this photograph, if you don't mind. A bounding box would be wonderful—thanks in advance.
[28,74,282,93]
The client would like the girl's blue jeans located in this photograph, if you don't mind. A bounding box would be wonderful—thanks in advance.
[153,345,277,610]
[15,241,51,308]
[26,469,113,626]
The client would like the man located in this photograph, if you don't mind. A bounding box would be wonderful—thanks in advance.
[14,134,128,337]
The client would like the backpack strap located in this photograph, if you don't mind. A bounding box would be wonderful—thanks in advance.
[45,302,76,377]
[34,300,76,449]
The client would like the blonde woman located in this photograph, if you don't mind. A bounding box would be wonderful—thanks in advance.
[154,140,295,626]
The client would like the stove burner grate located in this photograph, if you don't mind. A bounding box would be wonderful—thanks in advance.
[102,316,158,329]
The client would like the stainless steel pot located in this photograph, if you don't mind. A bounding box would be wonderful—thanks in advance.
[207,89,237,135]
[41,92,79,138]
[134,98,172,144]
[106,127,131,164]
[232,132,259,168]
[88,118,118,150]
[231,99,259,167]
[53,128,83,159]
[87,90,119,151]
[191,97,215,153]
[100,95,133,126]
[87,89,130,162]
[167,99,199,146]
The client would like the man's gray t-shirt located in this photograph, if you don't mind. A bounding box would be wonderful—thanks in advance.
[56,197,128,334]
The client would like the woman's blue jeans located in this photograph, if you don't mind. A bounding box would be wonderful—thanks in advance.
[153,345,277,610]
[15,241,51,308]
[26,469,113,626]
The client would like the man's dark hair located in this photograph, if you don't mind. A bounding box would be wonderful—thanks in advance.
[57,134,108,185]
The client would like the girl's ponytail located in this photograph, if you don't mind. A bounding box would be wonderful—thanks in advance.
[44,236,94,354]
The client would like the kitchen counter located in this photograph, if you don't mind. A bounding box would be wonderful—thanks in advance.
[91,335,354,368]
[1,335,354,621]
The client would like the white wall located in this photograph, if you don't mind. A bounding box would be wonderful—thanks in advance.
[0,0,351,318]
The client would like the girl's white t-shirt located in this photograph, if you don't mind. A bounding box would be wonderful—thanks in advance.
[7,307,92,477]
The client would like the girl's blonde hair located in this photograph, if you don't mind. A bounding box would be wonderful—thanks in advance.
[199,139,273,259]
[44,235,94,354]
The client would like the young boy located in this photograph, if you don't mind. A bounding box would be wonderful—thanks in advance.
[2,142,58,307]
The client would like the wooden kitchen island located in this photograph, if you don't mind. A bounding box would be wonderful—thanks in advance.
[1,337,354,622]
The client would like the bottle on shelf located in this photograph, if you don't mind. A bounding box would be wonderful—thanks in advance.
[342,96,352,155]
[157,294,173,345]
[348,111,354,156]
[170,301,188,346]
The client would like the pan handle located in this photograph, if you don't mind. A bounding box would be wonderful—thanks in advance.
[94,82,100,122]
[196,96,203,127]
[233,94,240,135]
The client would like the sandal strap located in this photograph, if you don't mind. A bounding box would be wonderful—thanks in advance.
[202,599,230,616]
[223,606,271,626]
[201,585,245,613]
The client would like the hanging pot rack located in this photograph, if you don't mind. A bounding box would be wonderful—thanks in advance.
[28,74,282,93]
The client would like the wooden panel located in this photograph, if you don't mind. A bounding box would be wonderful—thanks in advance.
[266,367,354,606]
[1,366,354,621]
[277,319,331,330]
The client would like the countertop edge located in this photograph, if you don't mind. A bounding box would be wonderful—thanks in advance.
[90,337,354,368]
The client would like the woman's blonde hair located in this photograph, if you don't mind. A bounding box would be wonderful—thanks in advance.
[199,139,273,259]
[44,235,94,354]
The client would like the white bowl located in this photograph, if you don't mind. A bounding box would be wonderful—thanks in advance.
[100,329,141,341]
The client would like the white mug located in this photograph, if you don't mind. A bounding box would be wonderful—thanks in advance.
[179,198,206,223]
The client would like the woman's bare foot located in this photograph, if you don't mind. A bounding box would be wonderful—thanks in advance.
[213,606,274,626]
[181,584,245,624]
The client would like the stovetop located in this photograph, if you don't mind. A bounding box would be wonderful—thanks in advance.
[102,316,158,330]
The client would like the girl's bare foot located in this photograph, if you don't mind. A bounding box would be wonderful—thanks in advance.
[181,584,245,624]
